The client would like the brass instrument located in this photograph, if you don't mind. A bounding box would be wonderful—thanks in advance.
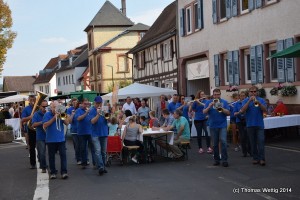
[55,105,67,131]
[194,97,206,106]
[213,98,223,113]
[27,91,48,130]
[253,97,259,107]
[97,107,110,120]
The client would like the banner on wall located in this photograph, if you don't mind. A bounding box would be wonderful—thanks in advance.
[186,60,209,80]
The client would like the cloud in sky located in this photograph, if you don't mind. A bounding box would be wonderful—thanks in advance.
[39,37,68,44]
[130,7,164,26]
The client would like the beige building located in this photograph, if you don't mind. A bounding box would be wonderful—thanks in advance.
[84,1,149,93]
[177,0,300,112]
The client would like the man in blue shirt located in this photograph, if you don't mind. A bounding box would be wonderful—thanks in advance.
[240,86,267,166]
[90,96,109,175]
[43,101,69,179]
[204,88,230,167]
[21,95,36,169]
[67,98,81,165]
[75,98,95,168]
[167,94,178,115]
[32,100,48,173]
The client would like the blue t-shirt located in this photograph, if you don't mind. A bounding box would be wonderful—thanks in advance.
[172,116,190,140]
[175,102,182,110]
[75,108,92,135]
[42,111,65,143]
[233,101,246,123]
[182,105,190,122]
[167,102,177,114]
[192,100,207,120]
[67,106,78,133]
[242,97,266,128]
[32,110,46,141]
[89,107,108,137]
[204,99,230,128]
[108,123,118,136]
[21,105,33,132]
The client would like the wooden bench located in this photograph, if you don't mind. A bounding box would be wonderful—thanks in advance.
[123,146,140,163]
[179,141,190,160]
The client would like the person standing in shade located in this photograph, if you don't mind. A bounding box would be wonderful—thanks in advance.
[21,95,37,169]
[32,100,48,173]
[90,96,109,175]
[67,98,81,165]
[167,94,178,115]
[137,100,150,122]
[203,88,230,167]
[155,95,169,126]
[122,97,137,115]
[240,86,267,166]
[43,101,69,179]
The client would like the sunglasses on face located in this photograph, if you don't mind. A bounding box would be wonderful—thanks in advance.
[249,91,257,93]
[42,106,48,108]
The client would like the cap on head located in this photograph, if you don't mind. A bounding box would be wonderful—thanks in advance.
[94,96,103,103]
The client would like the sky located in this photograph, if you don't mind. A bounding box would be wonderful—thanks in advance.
[1,0,174,83]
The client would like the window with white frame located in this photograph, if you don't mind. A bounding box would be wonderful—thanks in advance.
[244,49,251,84]
[219,0,226,21]
[240,0,249,14]
[72,75,74,84]
[140,32,145,39]
[66,76,68,85]
[164,43,169,61]
[185,6,192,34]
[39,86,43,92]
[63,77,65,85]
[165,81,173,89]
[45,85,49,94]
[269,43,278,81]
[221,53,229,85]
[58,77,61,86]
[154,81,161,87]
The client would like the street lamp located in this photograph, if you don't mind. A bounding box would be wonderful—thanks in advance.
[106,65,114,87]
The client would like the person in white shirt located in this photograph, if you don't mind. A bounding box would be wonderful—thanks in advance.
[9,104,15,118]
[122,96,137,115]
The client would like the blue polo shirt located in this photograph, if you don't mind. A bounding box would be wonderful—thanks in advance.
[182,105,190,122]
[242,97,266,128]
[21,105,33,132]
[192,100,207,120]
[168,102,177,114]
[89,107,108,137]
[32,110,46,141]
[204,99,230,128]
[233,101,245,123]
[75,108,92,135]
[67,106,77,133]
[42,111,65,143]
[172,116,190,140]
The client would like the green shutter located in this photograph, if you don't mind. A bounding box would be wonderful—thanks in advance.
[285,38,295,82]
[214,54,220,87]
[277,40,285,83]
[233,50,240,85]
[256,45,264,83]
[232,0,238,17]
[250,46,257,84]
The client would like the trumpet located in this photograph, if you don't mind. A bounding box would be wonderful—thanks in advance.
[55,105,67,131]
[97,107,110,120]
[213,99,223,113]
[253,97,259,107]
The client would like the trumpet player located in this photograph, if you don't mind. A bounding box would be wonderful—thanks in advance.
[239,86,267,166]
[21,95,36,169]
[42,101,69,179]
[90,96,109,175]
[32,100,48,173]
[203,89,230,167]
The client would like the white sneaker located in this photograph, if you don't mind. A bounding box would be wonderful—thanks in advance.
[168,152,174,158]
[131,156,138,163]
[77,161,82,165]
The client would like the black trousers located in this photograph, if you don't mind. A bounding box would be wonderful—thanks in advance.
[28,129,36,166]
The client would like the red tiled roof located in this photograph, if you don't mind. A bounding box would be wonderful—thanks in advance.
[3,76,36,92]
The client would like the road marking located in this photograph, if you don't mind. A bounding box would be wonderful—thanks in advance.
[266,145,300,153]
[33,150,49,200]
[219,176,277,200]
[0,142,25,149]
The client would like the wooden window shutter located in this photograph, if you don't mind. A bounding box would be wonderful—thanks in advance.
[256,0,263,8]
[250,46,257,84]
[249,0,255,11]
[228,51,234,85]
[214,54,220,87]
[276,40,285,83]
[212,0,217,24]
[197,0,204,29]
[233,50,240,85]
[180,9,185,36]
[226,0,232,19]
[285,38,295,82]
[256,45,264,83]
[170,40,174,59]
[232,0,238,17]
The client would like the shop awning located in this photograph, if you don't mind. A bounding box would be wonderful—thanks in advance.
[186,60,209,80]
[267,42,300,60]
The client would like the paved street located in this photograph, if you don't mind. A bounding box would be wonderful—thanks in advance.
[0,137,300,200]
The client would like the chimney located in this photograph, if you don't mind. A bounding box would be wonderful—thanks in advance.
[121,0,126,16]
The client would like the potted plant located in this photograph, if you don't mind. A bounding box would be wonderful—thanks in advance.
[270,83,283,96]
[226,85,238,92]
[281,85,297,97]
[0,123,14,143]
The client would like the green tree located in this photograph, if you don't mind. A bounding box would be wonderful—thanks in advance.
[107,80,132,93]
[0,0,17,71]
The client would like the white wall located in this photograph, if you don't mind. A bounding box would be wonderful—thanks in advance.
[56,68,86,94]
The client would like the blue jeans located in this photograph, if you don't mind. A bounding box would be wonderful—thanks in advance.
[72,134,81,162]
[247,127,265,161]
[210,127,228,162]
[79,134,96,166]
[92,136,108,169]
[36,140,47,169]
[47,142,67,175]
[194,120,210,148]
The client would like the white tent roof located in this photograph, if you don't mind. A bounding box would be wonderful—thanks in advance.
[101,83,177,100]
[0,94,28,104]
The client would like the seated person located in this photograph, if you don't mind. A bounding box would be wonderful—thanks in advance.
[265,99,274,115]
[162,109,190,159]
[272,99,288,116]
[108,117,118,136]
[149,111,160,128]
[139,116,148,127]
[121,116,143,163]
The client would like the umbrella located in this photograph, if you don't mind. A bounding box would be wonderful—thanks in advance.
[0,94,28,104]
[267,42,300,60]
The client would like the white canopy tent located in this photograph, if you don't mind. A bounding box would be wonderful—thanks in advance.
[0,94,28,104]
[101,83,177,101]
